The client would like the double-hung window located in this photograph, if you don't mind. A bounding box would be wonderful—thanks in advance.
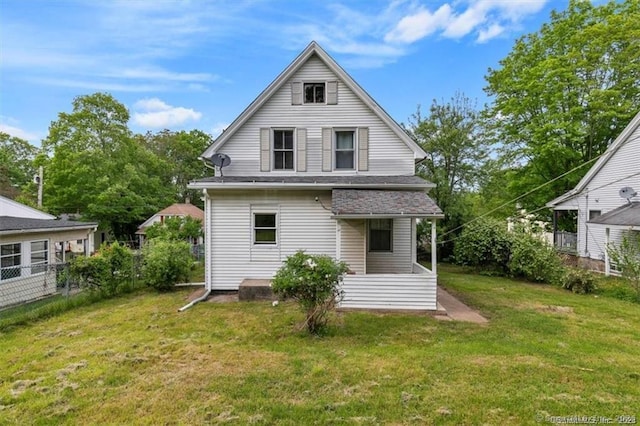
[304,83,325,104]
[273,129,294,170]
[254,213,277,245]
[30,241,49,275]
[368,219,393,252]
[335,130,355,170]
[1,243,22,281]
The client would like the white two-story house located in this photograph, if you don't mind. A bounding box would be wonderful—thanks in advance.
[190,42,443,310]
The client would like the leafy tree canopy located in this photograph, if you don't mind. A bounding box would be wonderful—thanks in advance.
[0,132,38,199]
[484,0,640,211]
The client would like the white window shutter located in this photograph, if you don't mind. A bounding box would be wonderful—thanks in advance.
[291,81,302,105]
[260,128,271,172]
[358,127,369,171]
[322,128,332,172]
[327,81,338,105]
[297,128,307,172]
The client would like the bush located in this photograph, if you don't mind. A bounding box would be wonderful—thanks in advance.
[508,232,564,285]
[562,268,598,294]
[142,240,193,291]
[453,218,512,273]
[607,232,640,302]
[271,251,349,334]
[69,242,134,296]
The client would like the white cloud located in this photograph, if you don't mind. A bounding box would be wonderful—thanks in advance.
[477,23,505,43]
[0,123,40,143]
[132,98,202,128]
[211,122,229,139]
[384,5,452,43]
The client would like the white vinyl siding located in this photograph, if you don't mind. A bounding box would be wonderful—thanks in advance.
[366,218,412,273]
[214,56,415,176]
[208,190,336,290]
[338,219,365,274]
[573,124,640,261]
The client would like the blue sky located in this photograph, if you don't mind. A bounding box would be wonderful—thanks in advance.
[1,0,568,145]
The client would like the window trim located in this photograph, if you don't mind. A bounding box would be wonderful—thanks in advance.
[368,219,393,253]
[272,128,296,171]
[253,211,278,245]
[1,239,50,281]
[303,82,326,104]
[334,128,357,171]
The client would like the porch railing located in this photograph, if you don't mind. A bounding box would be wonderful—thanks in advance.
[554,231,577,252]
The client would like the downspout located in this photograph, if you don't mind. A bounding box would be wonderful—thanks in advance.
[178,289,211,312]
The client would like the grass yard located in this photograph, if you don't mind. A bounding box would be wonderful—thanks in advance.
[1,266,638,425]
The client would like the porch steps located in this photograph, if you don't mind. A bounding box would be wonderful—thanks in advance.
[239,279,274,301]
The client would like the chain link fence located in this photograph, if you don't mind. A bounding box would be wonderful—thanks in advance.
[0,255,144,312]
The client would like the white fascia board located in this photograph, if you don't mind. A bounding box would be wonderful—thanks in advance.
[0,225,98,236]
[188,182,435,190]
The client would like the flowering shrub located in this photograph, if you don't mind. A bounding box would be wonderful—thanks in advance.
[271,251,349,334]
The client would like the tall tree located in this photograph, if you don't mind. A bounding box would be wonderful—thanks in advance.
[484,0,640,211]
[42,93,173,239]
[137,129,212,207]
[408,93,489,258]
[0,132,38,199]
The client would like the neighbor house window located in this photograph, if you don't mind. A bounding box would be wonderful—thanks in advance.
[369,219,393,252]
[254,213,277,245]
[304,83,325,103]
[30,240,49,275]
[273,130,294,170]
[335,130,355,169]
[1,243,22,281]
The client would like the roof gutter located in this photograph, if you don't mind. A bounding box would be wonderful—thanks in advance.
[333,213,444,219]
[0,225,98,236]
[188,182,435,190]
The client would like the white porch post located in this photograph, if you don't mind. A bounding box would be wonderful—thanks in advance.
[604,227,610,276]
[335,219,342,260]
[431,220,437,275]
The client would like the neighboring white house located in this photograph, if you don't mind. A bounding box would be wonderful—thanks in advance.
[136,202,205,246]
[189,41,443,311]
[0,196,97,308]
[547,111,640,274]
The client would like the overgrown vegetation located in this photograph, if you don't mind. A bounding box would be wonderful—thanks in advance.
[1,266,639,424]
[608,231,640,302]
[271,251,349,334]
[561,268,598,294]
[69,241,135,296]
[144,216,202,242]
[142,239,193,291]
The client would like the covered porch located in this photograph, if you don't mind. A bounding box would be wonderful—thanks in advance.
[331,189,443,311]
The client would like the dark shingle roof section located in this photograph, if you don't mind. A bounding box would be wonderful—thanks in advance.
[192,175,432,187]
[588,202,640,227]
[0,216,97,233]
[332,189,443,217]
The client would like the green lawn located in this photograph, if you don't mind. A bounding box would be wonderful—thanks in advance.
[1,266,638,424]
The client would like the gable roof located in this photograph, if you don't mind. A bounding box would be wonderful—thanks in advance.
[201,41,427,161]
[0,195,55,220]
[0,216,97,236]
[137,203,204,231]
[548,110,640,207]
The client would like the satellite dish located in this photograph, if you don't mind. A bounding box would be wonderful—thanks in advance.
[619,186,637,202]
[210,153,232,176]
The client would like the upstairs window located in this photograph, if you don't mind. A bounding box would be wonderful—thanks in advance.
[304,83,325,104]
[335,130,355,170]
[1,243,21,281]
[273,130,294,170]
[369,219,393,252]
[254,213,277,245]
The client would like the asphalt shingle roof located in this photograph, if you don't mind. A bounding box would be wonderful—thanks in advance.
[0,216,97,233]
[331,189,443,217]
[588,202,640,227]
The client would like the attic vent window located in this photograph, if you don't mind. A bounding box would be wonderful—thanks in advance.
[304,83,325,104]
